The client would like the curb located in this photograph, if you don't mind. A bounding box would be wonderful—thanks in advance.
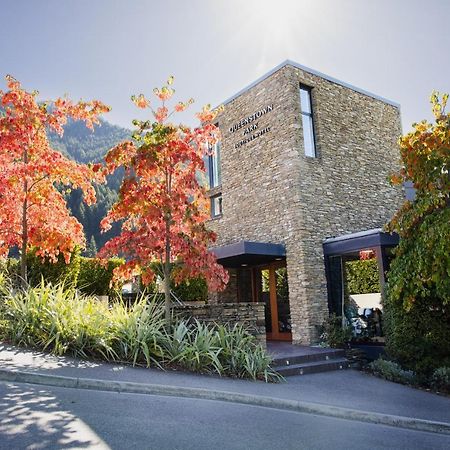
[1,368,449,436]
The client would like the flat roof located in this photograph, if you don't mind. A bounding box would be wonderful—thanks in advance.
[323,228,383,244]
[323,229,399,256]
[211,241,286,268]
[220,60,400,109]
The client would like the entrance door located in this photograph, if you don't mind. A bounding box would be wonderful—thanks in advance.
[256,263,292,341]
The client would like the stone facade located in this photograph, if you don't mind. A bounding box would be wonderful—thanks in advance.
[208,61,403,344]
[173,302,266,344]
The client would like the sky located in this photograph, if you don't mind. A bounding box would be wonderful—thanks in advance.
[1,0,449,132]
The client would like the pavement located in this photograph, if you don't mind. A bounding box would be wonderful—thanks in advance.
[2,382,450,450]
[1,343,449,436]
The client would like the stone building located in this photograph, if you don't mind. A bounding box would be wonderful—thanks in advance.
[205,60,404,345]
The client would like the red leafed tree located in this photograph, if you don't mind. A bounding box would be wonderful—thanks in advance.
[0,76,110,285]
[99,77,229,320]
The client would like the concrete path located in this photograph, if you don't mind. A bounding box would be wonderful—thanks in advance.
[1,343,449,436]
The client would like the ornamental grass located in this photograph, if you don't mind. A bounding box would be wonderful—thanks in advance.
[0,280,281,382]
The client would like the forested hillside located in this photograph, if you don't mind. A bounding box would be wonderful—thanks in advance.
[49,119,130,254]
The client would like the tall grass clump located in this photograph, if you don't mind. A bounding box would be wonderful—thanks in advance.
[0,282,168,367]
[164,320,223,374]
[109,295,167,367]
[214,323,283,382]
[1,281,115,359]
[164,321,282,382]
[0,280,281,382]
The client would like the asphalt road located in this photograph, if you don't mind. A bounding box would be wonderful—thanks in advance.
[0,381,448,450]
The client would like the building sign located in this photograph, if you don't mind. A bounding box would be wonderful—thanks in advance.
[229,104,274,149]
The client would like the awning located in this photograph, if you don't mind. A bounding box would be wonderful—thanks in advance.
[322,228,399,256]
[211,241,286,268]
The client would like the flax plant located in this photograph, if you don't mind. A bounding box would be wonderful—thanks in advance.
[109,295,167,367]
[0,280,281,382]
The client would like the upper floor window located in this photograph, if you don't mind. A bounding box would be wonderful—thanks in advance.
[210,193,223,218]
[299,84,317,157]
[206,139,221,188]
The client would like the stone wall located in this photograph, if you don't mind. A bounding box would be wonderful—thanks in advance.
[173,302,266,344]
[208,62,403,344]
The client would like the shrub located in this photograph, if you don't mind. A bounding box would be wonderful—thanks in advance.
[145,262,208,303]
[345,258,380,294]
[384,291,450,378]
[318,314,352,348]
[172,277,208,302]
[27,247,81,287]
[384,212,450,377]
[0,258,20,287]
[431,367,450,394]
[77,257,124,297]
[0,271,6,293]
[369,358,416,384]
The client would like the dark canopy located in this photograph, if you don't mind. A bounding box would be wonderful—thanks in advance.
[323,228,399,256]
[211,241,286,268]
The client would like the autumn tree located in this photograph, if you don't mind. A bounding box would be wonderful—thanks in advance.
[99,77,229,320]
[0,76,109,285]
[384,92,450,375]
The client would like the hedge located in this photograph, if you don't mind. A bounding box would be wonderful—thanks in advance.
[26,248,81,287]
[29,255,208,301]
[1,255,208,302]
[383,293,450,378]
[384,208,450,377]
[171,277,208,303]
[345,258,380,294]
[139,262,208,303]
[77,257,124,296]
[0,258,20,285]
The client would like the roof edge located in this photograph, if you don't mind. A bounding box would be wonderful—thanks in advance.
[219,60,400,109]
[322,228,383,244]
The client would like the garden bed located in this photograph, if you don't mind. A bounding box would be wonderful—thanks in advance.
[0,282,281,383]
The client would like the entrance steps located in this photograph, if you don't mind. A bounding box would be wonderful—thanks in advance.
[267,343,349,376]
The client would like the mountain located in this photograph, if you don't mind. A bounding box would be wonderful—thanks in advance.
[48,119,130,255]
[49,118,130,165]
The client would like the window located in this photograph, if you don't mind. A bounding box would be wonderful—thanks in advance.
[207,140,221,188]
[205,125,222,218]
[299,84,317,157]
[210,194,223,217]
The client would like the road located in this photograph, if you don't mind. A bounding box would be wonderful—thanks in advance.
[0,381,448,450]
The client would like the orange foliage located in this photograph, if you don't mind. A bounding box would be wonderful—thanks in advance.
[0,76,110,265]
[99,77,228,292]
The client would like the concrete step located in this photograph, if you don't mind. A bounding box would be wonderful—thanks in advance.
[271,348,346,367]
[274,358,349,376]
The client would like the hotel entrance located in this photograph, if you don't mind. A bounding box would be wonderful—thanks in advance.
[237,262,292,341]
[213,241,292,342]
[255,263,292,341]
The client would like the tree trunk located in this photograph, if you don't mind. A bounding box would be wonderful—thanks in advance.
[20,147,28,288]
[20,204,27,287]
[163,219,171,323]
